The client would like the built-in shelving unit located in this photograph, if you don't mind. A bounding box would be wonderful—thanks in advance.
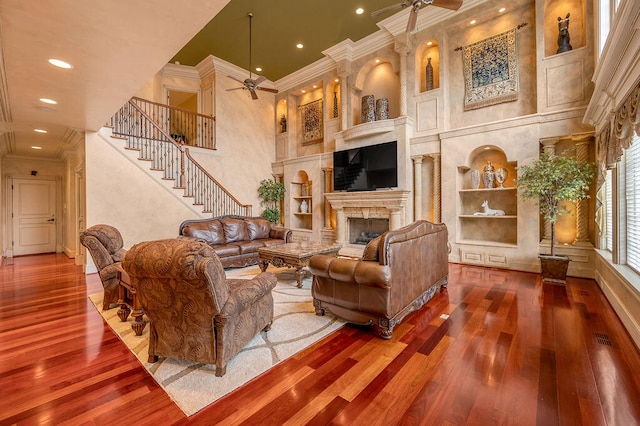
[291,171,313,231]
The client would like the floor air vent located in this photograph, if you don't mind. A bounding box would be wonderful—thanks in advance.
[595,332,612,347]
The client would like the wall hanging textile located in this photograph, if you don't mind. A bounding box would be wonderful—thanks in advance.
[299,98,323,144]
[462,28,519,110]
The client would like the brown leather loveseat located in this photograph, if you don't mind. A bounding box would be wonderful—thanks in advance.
[309,220,449,339]
[178,215,292,268]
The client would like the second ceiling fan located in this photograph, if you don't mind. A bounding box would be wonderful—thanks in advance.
[226,12,278,100]
[372,0,463,33]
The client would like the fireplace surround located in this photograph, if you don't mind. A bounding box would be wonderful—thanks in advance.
[325,189,411,247]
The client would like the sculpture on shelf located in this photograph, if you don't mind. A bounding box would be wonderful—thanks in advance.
[361,95,375,123]
[279,114,287,133]
[375,98,389,120]
[496,167,508,188]
[482,161,496,188]
[556,13,573,54]
[473,200,505,216]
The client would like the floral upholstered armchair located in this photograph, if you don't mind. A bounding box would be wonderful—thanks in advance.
[122,238,277,377]
[80,224,127,310]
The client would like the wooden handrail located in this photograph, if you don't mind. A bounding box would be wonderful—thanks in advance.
[130,96,215,123]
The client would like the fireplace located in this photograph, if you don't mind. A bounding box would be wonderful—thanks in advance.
[349,218,389,244]
[324,189,411,247]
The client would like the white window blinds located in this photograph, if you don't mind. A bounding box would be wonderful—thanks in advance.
[625,138,640,272]
[605,169,613,251]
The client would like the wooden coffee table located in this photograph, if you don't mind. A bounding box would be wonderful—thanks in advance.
[114,264,146,336]
[258,242,341,287]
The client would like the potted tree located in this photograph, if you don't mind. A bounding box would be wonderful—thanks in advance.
[516,150,595,283]
[257,178,285,225]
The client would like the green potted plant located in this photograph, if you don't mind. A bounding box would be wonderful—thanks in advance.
[516,150,595,283]
[257,178,285,225]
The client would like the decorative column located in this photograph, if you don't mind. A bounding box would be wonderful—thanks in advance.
[540,138,558,242]
[431,153,441,223]
[412,156,424,221]
[395,37,411,117]
[335,209,347,245]
[574,134,593,245]
[322,167,333,229]
[389,208,403,231]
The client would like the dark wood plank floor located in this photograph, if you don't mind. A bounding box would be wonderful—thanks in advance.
[1,253,639,425]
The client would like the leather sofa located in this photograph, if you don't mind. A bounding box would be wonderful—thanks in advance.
[122,238,277,376]
[309,220,449,339]
[178,215,292,268]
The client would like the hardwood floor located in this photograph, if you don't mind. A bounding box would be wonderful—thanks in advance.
[1,254,640,425]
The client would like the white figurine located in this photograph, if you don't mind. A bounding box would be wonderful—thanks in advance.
[473,200,505,216]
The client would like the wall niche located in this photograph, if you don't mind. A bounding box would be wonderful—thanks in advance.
[544,0,585,57]
[418,40,440,93]
[355,58,400,125]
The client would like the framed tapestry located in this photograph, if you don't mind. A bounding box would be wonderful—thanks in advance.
[299,99,323,144]
[462,28,518,111]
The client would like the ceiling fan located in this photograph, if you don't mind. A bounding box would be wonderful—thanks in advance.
[371,0,463,33]
[226,12,278,100]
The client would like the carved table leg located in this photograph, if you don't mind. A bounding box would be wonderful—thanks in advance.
[258,260,269,272]
[294,266,305,288]
[117,284,130,322]
[131,294,146,336]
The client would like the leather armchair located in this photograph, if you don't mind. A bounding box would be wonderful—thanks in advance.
[309,220,449,339]
[80,224,127,310]
[122,238,277,376]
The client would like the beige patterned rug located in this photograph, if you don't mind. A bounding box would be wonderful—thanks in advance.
[89,265,344,416]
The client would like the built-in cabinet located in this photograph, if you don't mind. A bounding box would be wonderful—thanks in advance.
[291,171,313,231]
[457,149,518,247]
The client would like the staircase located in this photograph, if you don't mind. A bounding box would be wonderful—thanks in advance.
[105,98,252,217]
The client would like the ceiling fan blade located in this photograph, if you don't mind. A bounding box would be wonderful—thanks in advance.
[253,75,266,85]
[431,0,463,11]
[249,89,259,100]
[256,86,279,94]
[226,87,245,92]
[406,6,419,32]
[227,75,245,84]
[370,2,406,17]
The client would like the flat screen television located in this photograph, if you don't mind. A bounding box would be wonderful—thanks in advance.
[333,141,397,192]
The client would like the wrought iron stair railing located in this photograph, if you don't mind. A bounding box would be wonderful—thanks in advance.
[107,99,252,217]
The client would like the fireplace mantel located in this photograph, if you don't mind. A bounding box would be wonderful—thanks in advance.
[325,189,411,246]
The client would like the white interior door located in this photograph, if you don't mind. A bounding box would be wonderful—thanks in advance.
[12,178,57,256]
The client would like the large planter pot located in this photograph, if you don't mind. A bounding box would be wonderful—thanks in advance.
[539,254,570,284]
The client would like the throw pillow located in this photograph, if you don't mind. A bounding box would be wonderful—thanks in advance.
[362,235,382,262]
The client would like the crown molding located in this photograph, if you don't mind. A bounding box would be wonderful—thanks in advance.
[160,62,201,81]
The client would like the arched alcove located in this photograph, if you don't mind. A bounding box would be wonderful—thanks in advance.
[276,99,287,133]
[416,40,440,93]
[354,58,400,124]
[544,0,585,57]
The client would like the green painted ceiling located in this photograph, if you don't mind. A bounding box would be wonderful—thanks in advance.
[170,0,408,81]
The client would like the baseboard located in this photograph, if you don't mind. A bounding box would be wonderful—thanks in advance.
[63,247,76,259]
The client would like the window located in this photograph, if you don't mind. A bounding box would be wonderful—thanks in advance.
[625,137,640,273]
[605,169,613,251]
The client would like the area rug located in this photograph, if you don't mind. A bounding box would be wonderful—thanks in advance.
[89,265,345,416]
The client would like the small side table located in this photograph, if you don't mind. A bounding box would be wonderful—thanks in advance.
[114,264,146,336]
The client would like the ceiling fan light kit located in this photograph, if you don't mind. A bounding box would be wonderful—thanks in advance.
[371,0,463,33]
[226,12,278,100]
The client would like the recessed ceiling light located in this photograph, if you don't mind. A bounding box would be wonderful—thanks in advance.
[31,146,43,150]
[255,67,262,72]
[301,90,306,93]
[39,98,57,105]
[48,59,73,69]
[356,8,364,15]
[296,43,304,49]
[34,129,47,133]
[313,85,317,88]
[334,78,339,83]
[499,7,506,13]
[427,41,433,46]
[470,19,477,25]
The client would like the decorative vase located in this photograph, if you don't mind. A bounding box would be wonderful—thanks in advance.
[425,57,434,91]
[471,169,481,189]
[495,168,508,188]
[375,98,389,120]
[300,199,308,213]
[333,91,339,118]
[482,161,496,189]
[361,95,375,123]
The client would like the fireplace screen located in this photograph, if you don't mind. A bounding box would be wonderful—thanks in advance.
[349,218,389,245]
